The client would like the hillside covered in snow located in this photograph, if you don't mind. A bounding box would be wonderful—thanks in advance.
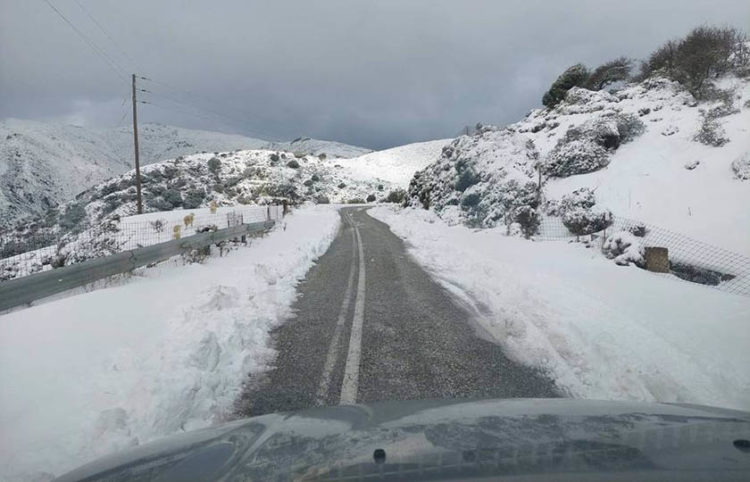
[328,139,450,187]
[0,148,395,280]
[0,119,369,227]
[408,71,750,255]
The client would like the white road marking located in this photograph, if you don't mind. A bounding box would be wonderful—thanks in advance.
[340,216,366,404]
[314,215,357,405]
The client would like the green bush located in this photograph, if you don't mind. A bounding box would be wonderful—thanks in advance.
[59,202,86,230]
[207,157,222,175]
[455,168,480,192]
[385,189,407,204]
[366,194,376,202]
[163,189,183,207]
[183,188,206,209]
[286,159,300,169]
[642,26,747,98]
[542,63,590,108]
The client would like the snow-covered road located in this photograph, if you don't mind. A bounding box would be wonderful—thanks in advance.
[237,207,557,416]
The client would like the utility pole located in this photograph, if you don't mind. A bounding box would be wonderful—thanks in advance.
[131,73,143,214]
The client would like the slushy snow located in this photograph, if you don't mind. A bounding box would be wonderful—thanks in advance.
[0,205,339,481]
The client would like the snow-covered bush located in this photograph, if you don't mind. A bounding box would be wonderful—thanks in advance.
[732,152,750,180]
[513,205,541,238]
[615,113,646,142]
[286,159,300,169]
[693,115,729,147]
[544,113,644,178]
[407,128,541,229]
[602,231,644,266]
[558,188,613,235]
[626,222,647,237]
[545,139,610,177]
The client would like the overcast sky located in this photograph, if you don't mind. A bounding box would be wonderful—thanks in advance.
[1,0,748,149]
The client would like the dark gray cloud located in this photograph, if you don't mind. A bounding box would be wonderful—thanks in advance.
[1,0,748,149]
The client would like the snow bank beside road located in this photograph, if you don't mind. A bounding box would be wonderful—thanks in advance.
[370,206,750,411]
[0,205,339,481]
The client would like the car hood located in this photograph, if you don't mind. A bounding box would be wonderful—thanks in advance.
[56,398,750,481]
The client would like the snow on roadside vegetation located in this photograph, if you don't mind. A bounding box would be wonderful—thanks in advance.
[407,75,750,255]
[0,205,339,481]
[370,206,750,412]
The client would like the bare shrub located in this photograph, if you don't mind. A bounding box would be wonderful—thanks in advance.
[694,115,729,147]
[586,57,633,90]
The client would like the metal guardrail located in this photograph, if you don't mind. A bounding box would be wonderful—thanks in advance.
[0,220,274,312]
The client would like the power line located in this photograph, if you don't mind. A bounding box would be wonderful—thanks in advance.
[71,0,139,71]
[41,0,127,80]
[115,107,129,128]
[143,96,239,131]
[142,77,282,141]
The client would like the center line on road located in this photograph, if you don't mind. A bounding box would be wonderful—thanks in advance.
[340,217,366,404]
[314,214,357,405]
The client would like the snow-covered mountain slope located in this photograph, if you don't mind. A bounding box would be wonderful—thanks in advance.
[329,139,450,187]
[0,149,393,280]
[408,75,750,255]
[265,136,372,159]
[0,119,369,226]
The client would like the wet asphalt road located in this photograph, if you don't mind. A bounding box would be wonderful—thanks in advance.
[235,207,558,417]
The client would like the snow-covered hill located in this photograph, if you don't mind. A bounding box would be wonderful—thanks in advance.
[408,75,750,255]
[328,139,450,187]
[0,149,394,280]
[265,136,371,159]
[0,119,369,227]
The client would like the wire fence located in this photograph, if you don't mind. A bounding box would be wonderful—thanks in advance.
[0,205,283,282]
[534,216,750,297]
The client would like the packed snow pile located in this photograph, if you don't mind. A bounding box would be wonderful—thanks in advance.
[407,73,750,255]
[329,139,450,187]
[0,149,392,279]
[0,205,340,482]
[371,206,750,411]
[0,119,370,227]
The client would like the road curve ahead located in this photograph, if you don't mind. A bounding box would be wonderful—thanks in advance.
[235,207,558,416]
